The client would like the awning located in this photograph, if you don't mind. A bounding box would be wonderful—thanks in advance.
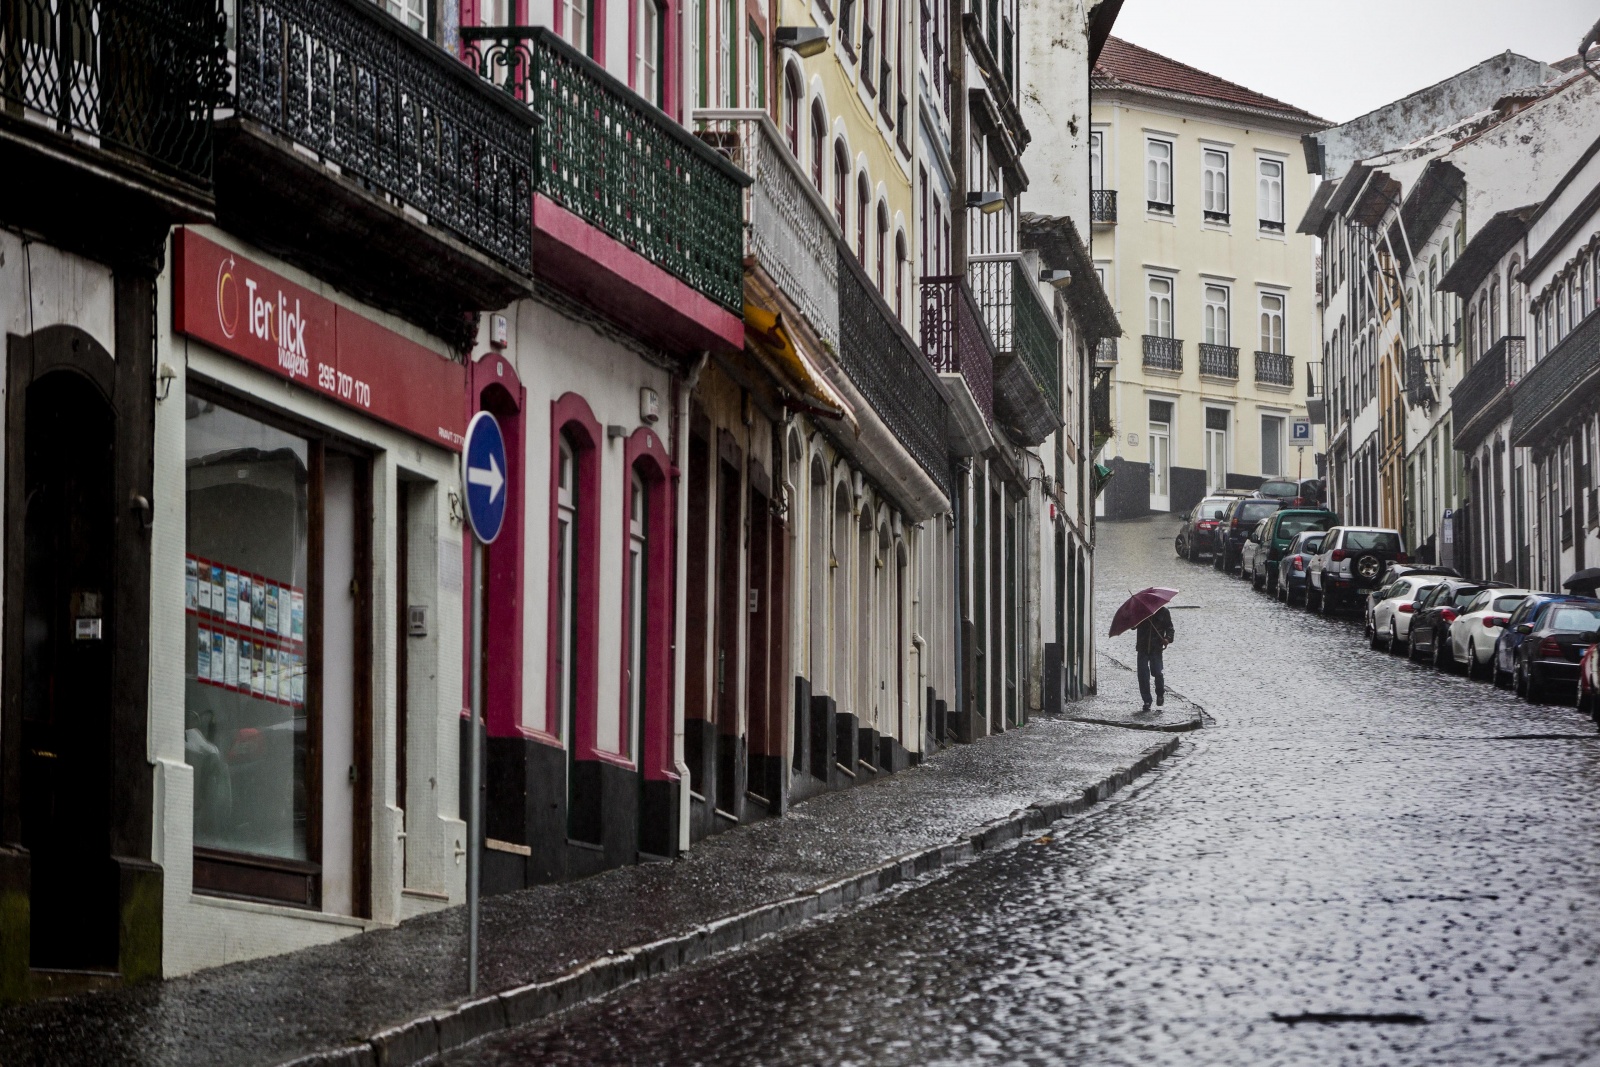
[743,304,855,426]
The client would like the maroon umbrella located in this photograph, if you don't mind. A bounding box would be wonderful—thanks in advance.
[1109,587,1179,637]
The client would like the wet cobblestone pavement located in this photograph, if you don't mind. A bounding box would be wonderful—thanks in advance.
[445,515,1600,1066]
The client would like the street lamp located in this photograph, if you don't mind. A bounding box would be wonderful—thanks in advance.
[966,190,1006,214]
[776,26,829,57]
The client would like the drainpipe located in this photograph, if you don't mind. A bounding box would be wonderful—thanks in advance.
[673,351,710,852]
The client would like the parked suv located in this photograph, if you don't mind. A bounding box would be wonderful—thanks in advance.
[1307,527,1407,612]
[1248,508,1339,593]
[1175,495,1237,561]
[1213,497,1284,575]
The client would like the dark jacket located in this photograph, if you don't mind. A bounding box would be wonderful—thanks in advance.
[1136,607,1174,654]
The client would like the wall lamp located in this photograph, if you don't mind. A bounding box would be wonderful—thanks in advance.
[1040,269,1072,289]
[776,26,829,57]
[966,190,1006,214]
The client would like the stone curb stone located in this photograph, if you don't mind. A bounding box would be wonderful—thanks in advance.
[275,733,1181,1067]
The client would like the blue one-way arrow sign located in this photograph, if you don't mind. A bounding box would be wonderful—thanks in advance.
[463,411,508,545]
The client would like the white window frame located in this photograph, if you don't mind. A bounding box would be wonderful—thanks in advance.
[1202,147,1229,221]
[1203,283,1230,346]
[1257,157,1285,229]
[384,0,427,33]
[1260,413,1286,478]
[1147,275,1174,338]
[636,0,662,105]
[562,0,588,50]
[1145,138,1173,211]
[1259,290,1285,354]
[1089,130,1104,191]
[623,471,647,759]
[555,438,578,743]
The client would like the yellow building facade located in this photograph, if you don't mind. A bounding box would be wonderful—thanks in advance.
[1089,38,1324,517]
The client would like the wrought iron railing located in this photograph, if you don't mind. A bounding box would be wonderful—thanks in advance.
[1451,335,1522,433]
[1090,189,1117,223]
[839,241,949,494]
[921,275,996,425]
[1513,312,1600,444]
[460,25,747,308]
[1198,343,1238,379]
[1404,346,1436,407]
[1255,350,1294,386]
[1095,337,1118,365]
[967,255,1062,442]
[235,0,536,270]
[1,0,226,184]
[694,110,837,348]
[1142,335,1182,372]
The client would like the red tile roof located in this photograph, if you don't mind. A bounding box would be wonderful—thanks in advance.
[1093,36,1326,124]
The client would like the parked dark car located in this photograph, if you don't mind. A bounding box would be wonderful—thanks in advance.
[1306,526,1409,612]
[1248,508,1339,593]
[1275,530,1325,606]
[1255,477,1324,508]
[1511,597,1600,703]
[1213,497,1283,575]
[1365,563,1460,626]
[1406,579,1504,668]
[1492,593,1578,687]
[1175,495,1237,561]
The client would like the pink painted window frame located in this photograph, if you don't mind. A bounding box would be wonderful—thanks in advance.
[548,392,603,757]
[619,427,677,779]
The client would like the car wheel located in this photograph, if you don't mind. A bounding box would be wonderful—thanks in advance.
[1408,630,1427,661]
[1434,636,1454,673]
[1388,624,1401,655]
[1321,588,1338,614]
[1368,620,1384,651]
[1514,664,1528,698]
[1494,660,1511,688]
[1468,642,1488,681]
[1252,567,1264,591]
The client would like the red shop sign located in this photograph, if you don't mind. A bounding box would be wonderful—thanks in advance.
[173,228,467,451]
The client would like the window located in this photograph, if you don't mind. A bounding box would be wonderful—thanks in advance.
[623,472,646,759]
[696,0,708,105]
[554,437,579,743]
[1146,139,1172,212]
[833,140,848,228]
[635,0,663,105]
[1203,284,1229,346]
[811,103,826,190]
[747,24,765,109]
[783,67,802,156]
[1261,415,1285,477]
[1258,157,1284,230]
[876,201,889,293]
[1489,276,1501,342]
[1204,407,1230,492]
[562,0,589,52]
[861,0,876,90]
[1202,148,1228,221]
[1089,130,1103,191]
[720,0,737,106]
[839,0,856,55]
[1147,276,1173,337]
[894,230,907,319]
[1259,292,1285,353]
[383,0,427,33]
[857,172,870,266]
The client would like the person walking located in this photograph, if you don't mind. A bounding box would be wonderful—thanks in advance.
[1135,605,1174,712]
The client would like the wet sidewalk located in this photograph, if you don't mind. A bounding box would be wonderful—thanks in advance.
[0,695,1182,1067]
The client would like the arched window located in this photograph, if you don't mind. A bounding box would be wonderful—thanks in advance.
[833,139,848,229]
[554,436,580,744]
[1490,275,1501,341]
[894,229,907,320]
[632,0,663,105]
[877,522,893,737]
[875,200,889,293]
[856,171,870,266]
[623,470,646,758]
[783,67,803,156]
[856,508,874,732]
[1477,292,1488,358]
[811,102,826,190]
[1466,306,1478,365]
[808,456,828,689]
[831,481,852,702]
[1507,258,1522,334]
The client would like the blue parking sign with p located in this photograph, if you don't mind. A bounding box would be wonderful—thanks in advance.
[1291,417,1313,445]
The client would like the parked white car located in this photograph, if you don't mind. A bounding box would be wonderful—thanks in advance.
[1366,575,1446,653]
[1448,588,1534,679]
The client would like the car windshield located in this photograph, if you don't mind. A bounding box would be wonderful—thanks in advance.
[1299,535,1324,553]
[1451,588,1483,609]
[1548,606,1600,632]
[1260,481,1297,496]
[1411,584,1439,602]
[1278,516,1330,539]
[1343,531,1401,553]
[1491,594,1527,613]
[1238,502,1280,522]
[1197,499,1230,520]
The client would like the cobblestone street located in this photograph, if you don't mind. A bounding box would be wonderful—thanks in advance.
[446,515,1600,1066]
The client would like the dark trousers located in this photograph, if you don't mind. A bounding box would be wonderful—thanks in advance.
[1137,647,1165,707]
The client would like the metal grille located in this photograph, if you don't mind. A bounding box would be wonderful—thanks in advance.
[1095,337,1117,365]
[1142,335,1182,372]
[838,241,949,495]
[1451,335,1521,433]
[463,26,746,310]
[1008,257,1061,410]
[1,0,225,183]
[1255,350,1293,386]
[1404,346,1436,408]
[693,110,837,349]
[1090,189,1116,223]
[968,256,1062,444]
[1198,343,1238,379]
[921,275,995,425]
[236,0,536,270]
[1513,314,1600,445]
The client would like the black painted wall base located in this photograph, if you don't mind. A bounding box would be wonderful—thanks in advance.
[1044,642,1064,715]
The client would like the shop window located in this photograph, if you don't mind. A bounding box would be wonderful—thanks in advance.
[185,394,371,914]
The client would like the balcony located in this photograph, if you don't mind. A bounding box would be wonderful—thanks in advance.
[1091,189,1117,225]
[1513,310,1600,448]
[922,275,997,454]
[694,110,838,352]
[1256,351,1294,387]
[968,254,1063,446]
[1404,347,1436,408]
[1142,335,1182,373]
[838,240,951,513]
[1095,337,1118,365]
[464,26,747,322]
[1198,343,1239,380]
[1452,336,1523,449]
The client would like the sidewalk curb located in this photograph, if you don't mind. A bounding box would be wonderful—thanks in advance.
[277,734,1181,1067]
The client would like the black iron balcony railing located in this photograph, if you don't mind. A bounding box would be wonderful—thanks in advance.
[1142,335,1182,372]
[1198,343,1239,379]
[1095,337,1118,365]
[1255,350,1294,387]
[967,255,1063,445]
[1452,335,1523,434]
[1513,310,1600,445]
[461,25,747,309]
[1090,189,1117,224]
[2,0,226,184]
[839,241,950,494]
[921,275,996,425]
[1404,346,1436,407]
[235,0,536,270]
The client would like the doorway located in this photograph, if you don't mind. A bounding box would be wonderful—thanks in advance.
[1205,407,1230,493]
[1148,399,1172,511]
